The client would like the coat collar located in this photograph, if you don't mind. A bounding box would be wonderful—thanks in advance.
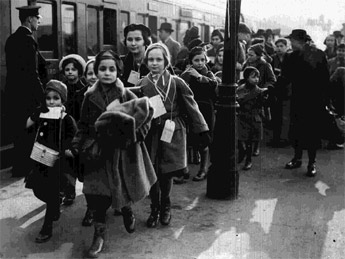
[87,79,126,111]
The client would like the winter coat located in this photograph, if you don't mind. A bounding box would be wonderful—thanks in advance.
[5,26,44,132]
[72,79,156,209]
[180,66,218,137]
[121,52,150,88]
[139,71,209,174]
[328,57,345,77]
[25,113,77,203]
[236,83,267,141]
[64,79,88,122]
[281,44,330,147]
[162,37,181,66]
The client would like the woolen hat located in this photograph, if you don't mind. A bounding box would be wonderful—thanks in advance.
[59,54,86,74]
[249,43,265,56]
[211,29,224,41]
[17,5,41,19]
[333,31,344,38]
[238,23,251,34]
[189,26,200,40]
[46,80,68,103]
[243,66,260,80]
[285,29,308,42]
[275,38,288,46]
[158,22,174,32]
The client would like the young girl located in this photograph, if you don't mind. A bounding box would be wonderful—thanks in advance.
[180,46,218,181]
[72,50,156,258]
[139,43,209,228]
[59,54,88,205]
[25,80,76,243]
[84,59,97,88]
[236,67,268,170]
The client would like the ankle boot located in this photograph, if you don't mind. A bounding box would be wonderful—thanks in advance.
[87,222,106,258]
[146,205,160,228]
[35,222,53,243]
[160,206,171,226]
[121,206,136,233]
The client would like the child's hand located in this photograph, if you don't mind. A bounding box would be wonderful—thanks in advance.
[189,68,201,78]
[65,149,74,158]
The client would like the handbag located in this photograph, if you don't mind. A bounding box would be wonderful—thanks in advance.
[30,110,63,167]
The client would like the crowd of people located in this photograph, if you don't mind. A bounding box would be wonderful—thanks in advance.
[4,5,344,258]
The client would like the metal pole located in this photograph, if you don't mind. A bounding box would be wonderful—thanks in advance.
[206,0,241,199]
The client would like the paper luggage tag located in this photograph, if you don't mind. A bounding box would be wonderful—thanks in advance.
[127,70,140,85]
[149,95,167,118]
[160,120,175,143]
[239,71,244,80]
[39,107,63,119]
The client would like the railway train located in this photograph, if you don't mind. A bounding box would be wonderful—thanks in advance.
[0,0,230,161]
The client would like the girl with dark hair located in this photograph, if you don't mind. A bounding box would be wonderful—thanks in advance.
[72,50,156,258]
[180,46,218,181]
[121,24,152,87]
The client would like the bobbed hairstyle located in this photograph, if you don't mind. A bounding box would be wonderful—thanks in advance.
[123,23,151,47]
[93,50,124,76]
[189,46,206,62]
[143,42,171,68]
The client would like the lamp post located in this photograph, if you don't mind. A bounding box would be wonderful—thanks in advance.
[206,0,241,199]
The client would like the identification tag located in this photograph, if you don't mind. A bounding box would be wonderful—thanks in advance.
[39,107,63,119]
[149,95,167,118]
[160,120,175,143]
[127,70,140,85]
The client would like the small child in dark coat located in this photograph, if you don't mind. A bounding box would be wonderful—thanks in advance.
[25,80,77,243]
[236,67,268,170]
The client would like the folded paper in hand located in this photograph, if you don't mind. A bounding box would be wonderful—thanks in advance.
[39,107,63,119]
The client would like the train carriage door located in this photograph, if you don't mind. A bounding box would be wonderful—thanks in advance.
[177,21,190,45]
[86,6,100,59]
[148,15,158,43]
[103,7,117,53]
[119,11,130,55]
[61,4,77,56]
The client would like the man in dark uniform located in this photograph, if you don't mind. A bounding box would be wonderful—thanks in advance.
[5,5,45,177]
[281,29,330,177]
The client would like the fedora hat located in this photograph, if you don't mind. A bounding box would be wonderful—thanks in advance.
[285,29,308,41]
[333,30,344,38]
[158,23,174,32]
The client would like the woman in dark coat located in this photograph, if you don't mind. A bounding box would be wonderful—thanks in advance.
[138,43,209,228]
[121,24,151,87]
[72,50,156,258]
[180,46,218,181]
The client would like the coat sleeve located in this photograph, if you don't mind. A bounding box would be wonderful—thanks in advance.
[262,63,276,89]
[63,115,78,150]
[175,77,209,133]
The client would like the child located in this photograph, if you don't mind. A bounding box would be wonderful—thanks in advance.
[25,80,76,243]
[236,67,268,170]
[211,43,224,82]
[72,50,156,258]
[139,43,209,228]
[59,54,87,205]
[180,46,218,181]
[84,59,97,88]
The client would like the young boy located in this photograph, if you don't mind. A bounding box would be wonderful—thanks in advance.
[236,67,268,170]
[25,80,77,243]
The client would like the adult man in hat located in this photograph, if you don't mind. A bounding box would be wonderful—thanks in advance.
[158,22,181,66]
[281,29,330,176]
[5,5,45,177]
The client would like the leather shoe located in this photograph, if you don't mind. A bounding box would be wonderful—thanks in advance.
[63,194,75,206]
[173,176,185,184]
[306,164,317,177]
[121,208,135,233]
[160,207,171,226]
[285,159,302,169]
[35,224,52,243]
[252,149,260,156]
[243,161,252,170]
[146,205,160,228]
[192,171,207,181]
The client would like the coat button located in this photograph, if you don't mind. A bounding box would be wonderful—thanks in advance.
[40,132,44,137]
[43,122,48,126]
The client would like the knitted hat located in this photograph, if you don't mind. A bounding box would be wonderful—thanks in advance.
[211,29,224,41]
[45,80,68,103]
[59,54,86,74]
[243,66,260,80]
[189,26,200,40]
[238,23,251,34]
[249,43,265,56]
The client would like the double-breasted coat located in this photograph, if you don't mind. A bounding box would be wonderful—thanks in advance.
[281,44,330,147]
[139,71,209,175]
[72,79,156,209]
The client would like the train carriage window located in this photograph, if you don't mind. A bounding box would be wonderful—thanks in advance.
[36,2,57,59]
[177,21,190,44]
[137,14,145,25]
[87,6,99,57]
[104,8,117,52]
[62,4,76,56]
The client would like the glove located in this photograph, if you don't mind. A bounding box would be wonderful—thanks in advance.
[30,105,49,122]
[199,131,211,149]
